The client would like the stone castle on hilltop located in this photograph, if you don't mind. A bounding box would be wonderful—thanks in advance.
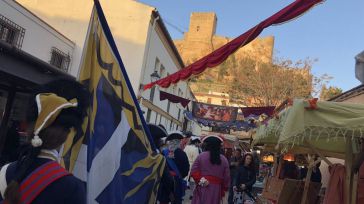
[174,12,274,65]
[174,12,312,107]
[174,12,275,100]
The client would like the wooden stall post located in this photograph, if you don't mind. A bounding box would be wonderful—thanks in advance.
[304,140,333,166]
[273,153,280,177]
[301,155,313,204]
[352,172,358,204]
[345,138,353,204]
[351,138,364,204]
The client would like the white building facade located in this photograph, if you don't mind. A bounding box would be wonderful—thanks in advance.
[0,0,76,153]
[139,11,194,132]
[0,0,75,73]
[16,0,200,133]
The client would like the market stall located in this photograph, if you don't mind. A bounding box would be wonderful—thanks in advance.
[253,99,364,204]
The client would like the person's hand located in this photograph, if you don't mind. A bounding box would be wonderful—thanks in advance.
[240,184,246,189]
[199,177,209,187]
[233,186,237,191]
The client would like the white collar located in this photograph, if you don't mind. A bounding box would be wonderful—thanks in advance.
[38,149,60,162]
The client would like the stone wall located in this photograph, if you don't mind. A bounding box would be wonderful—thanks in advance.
[174,12,312,106]
[174,12,274,98]
[174,12,274,65]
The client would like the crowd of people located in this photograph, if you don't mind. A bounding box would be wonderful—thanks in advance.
[149,124,258,204]
[0,79,258,204]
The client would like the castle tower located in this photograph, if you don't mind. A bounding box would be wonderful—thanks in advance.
[173,12,218,64]
[185,12,217,41]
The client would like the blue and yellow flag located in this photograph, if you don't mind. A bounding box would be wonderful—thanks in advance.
[62,1,165,203]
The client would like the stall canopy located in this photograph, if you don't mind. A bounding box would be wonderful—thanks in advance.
[253,99,364,158]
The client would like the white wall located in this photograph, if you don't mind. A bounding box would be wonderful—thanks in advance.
[138,18,196,132]
[17,0,153,92]
[141,21,186,131]
[0,0,75,68]
[16,0,199,134]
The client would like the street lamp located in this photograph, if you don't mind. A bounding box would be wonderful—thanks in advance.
[138,70,161,92]
[148,70,160,104]
[150,70,160,82]
[139,71,161,121]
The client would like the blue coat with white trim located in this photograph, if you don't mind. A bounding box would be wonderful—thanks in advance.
[0,158,86,204]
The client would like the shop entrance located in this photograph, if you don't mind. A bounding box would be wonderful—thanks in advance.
[0,73,34,165]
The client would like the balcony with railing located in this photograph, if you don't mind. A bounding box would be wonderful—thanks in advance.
[0,14,25,49]
[49,47,71,72]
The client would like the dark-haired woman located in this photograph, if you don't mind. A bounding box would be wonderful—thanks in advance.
[233,153,256,203]
[0,79,88,204]
[190,135,230,204]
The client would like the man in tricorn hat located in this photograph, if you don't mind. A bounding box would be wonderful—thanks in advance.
[147,124,175,204]
[162,131,190,204]
[0,79,89,204]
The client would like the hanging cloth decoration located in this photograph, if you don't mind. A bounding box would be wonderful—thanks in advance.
[143,0,324,90]
[184,111,255,131]
[160,90,191,107]
[241,106,275,118]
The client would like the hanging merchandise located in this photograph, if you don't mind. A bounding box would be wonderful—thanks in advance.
[159,90,191,107]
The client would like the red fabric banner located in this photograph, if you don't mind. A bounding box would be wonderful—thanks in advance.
[144,0,323,90]
[241,106,275,117]
[159,90,191,107]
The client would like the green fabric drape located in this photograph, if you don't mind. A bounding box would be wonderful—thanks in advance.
[253,99,364,156]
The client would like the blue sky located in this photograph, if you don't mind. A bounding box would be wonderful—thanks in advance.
[139,0,364,92]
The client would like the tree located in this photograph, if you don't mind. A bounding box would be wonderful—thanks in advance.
[228,57,315,106]
[218,54,236,80]
[319,85,343,101]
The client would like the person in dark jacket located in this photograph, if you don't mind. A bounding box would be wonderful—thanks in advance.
[0,79,89,204]
[233,153,256,196]
[299,156,322,183]
[147,124,175,203]
[279,160,299,180]
[0,121,20,165]
[228,149,243,204]
[162,131,190,204]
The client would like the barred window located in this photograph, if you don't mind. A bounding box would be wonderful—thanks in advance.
[50,47,70,72]
[0,14,25,48]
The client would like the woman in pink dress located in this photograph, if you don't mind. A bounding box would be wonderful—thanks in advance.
[190,135,230,204]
